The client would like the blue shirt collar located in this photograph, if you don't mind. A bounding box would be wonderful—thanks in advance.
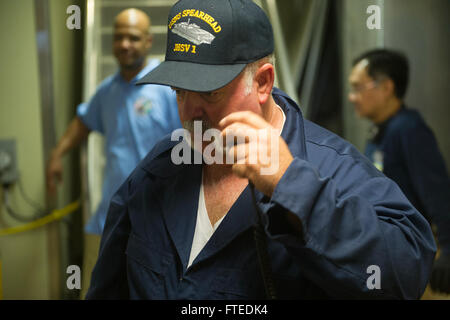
[117,58,160,85]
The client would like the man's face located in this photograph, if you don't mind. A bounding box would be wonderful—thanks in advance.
[348,60,385,121]
[174,71,261,133]
[113,24,151,70]
[172,71,261,152]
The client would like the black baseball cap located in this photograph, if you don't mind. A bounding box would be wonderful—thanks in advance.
[137,0,274,92]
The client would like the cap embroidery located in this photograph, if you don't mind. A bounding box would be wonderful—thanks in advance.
[172,19,215,45]
[169,9,222,33]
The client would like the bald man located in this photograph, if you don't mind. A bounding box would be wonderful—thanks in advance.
[45,8,181,298]
[113,8,152,80]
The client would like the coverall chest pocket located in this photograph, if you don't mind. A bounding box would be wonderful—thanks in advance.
[126,233,171,298]
[211,268,262,299]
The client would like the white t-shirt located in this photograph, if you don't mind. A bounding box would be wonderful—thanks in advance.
[187,180,225,268]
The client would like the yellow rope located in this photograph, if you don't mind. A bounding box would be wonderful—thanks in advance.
[0,258,2,300]
[0,200,80,236]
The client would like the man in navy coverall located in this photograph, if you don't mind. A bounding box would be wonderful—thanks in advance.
[87,0,436,299]
[349,49,450,294]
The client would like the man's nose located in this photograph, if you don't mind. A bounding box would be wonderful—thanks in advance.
[119,37,131,49]
[181,91,205,119]
[348,92,357,103]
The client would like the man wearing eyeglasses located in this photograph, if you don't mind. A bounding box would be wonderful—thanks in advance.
[349,49,450,295]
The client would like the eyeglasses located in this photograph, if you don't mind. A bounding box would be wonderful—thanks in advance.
[349,81,378,95]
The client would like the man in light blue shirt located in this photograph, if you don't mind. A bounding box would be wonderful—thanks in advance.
[46,8,181,298]
[76,59,180,234]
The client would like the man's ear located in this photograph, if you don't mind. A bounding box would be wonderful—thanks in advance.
[146,33,153,50]
[382,78,396,97]
[254,63,275,105]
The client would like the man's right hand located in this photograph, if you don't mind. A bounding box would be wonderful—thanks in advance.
[46,151,63,196]
[44,116,91,196]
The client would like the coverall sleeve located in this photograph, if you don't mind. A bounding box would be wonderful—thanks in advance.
[401,123,450,255]
[85,181,131,299]
[266,157,437,299]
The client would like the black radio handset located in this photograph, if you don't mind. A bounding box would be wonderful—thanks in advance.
[249,182,277,300]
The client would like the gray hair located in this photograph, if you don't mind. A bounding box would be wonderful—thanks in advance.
[243,54,275,95]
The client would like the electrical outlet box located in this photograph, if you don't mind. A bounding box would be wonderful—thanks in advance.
[0,139,18,185]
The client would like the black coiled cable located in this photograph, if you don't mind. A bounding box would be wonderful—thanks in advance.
[249,183,277,300]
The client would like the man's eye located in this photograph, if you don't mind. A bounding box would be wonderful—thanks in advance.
[171,87,184,97]
[201,91,220,100]
[350,84,362,93]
